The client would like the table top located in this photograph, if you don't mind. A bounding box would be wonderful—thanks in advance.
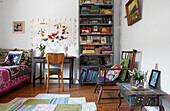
[116,83,167,96]
[33,56,76,59]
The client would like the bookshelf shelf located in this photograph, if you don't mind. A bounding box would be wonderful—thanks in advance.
[80,14,112,17]
[80,24,112,26]
[79,0,114,84]
[80,34,113,36]
[80,43,112,46]
[80,54,113,56]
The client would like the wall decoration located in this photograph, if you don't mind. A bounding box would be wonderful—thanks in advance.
[149,70,160,89]
[125,0,141,26]
[31,18,76,53]
[13,21,25,33]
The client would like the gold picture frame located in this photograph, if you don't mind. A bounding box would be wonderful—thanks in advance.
[13,21,25,33]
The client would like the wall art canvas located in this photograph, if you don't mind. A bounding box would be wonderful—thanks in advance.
[13,21,25,33]
[125,0,141,26]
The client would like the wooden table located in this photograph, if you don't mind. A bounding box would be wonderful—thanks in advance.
[116,83,167,111]
[33,56,76,88]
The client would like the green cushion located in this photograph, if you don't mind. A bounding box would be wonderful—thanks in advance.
[119,59,130,81]
[44,68,61,73]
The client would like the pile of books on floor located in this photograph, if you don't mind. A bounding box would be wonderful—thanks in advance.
[80,69,99,82]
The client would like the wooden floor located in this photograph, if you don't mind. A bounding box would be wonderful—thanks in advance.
[0,83,142,111]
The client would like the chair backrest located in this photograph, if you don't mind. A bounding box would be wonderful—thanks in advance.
[46,53,65,64]
[121,49,137,71]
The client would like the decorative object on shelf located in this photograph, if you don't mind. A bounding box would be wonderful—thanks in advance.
[149,69,160,89]
[129,68,146,85]
[13,21,25,33]
[101,36,107,44]
[125,0,141,26]
[64,46,68,56]
[36,43,46,57]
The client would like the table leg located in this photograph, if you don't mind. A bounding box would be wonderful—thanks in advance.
[69,59,73,88]
[129,96,135,111]
[118,90,121,108]
[33,60,36,87]
[71,59,74,84]
[40,63,42,84]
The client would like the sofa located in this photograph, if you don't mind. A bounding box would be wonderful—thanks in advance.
[0,49,32,96]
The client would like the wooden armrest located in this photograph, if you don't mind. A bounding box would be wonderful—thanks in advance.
[103,68,130,70]
[99,65,113,68]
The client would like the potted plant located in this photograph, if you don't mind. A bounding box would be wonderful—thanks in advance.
[36,43,46,57]
[129,68,147,86]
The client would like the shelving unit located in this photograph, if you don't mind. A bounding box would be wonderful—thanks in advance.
[79,0,114,84]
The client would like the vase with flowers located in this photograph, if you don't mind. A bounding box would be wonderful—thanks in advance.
[129,68,148,86]
[36,43,46,57]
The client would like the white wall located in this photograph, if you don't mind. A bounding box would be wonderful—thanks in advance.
[1,0,79,82]
[0,3,3,47]
[121,0,170,110]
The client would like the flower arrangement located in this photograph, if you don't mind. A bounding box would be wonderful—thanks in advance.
[36,43,46,52]
[129,68,148,85]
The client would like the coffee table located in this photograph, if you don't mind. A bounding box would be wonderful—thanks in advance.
[116,83,167,111]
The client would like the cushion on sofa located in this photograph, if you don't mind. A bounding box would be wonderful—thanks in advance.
[5,51,23,65]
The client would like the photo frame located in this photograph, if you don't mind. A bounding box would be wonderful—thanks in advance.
[149,70,161,89]
[93,26,98,32]
[101,36,106,44]
[13,21,25,33]
[125,0,141,26]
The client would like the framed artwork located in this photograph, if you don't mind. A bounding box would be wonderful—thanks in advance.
[93,26,98,32]
[101,36,106,44]
[149,70,161,89]
[13,21,25,33]
[125,0,141,26]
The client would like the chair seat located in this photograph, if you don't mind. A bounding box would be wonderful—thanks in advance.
[44,68,61,73]
[97,77,124,83]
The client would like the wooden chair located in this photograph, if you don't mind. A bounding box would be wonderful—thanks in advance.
[44,53,65,93]
[94,49,137,104]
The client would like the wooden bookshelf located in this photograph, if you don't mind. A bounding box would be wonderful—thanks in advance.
[79,0,114,84]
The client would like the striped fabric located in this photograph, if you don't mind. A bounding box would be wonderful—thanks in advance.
[49,98,69,104]
[9,104,36,111]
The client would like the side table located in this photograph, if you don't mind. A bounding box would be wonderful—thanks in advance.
[116,83,167,111]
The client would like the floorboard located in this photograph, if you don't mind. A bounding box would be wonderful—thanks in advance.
[0,83,142,111]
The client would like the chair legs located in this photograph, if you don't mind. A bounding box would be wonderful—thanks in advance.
[44,72,47,89]
[94,84,98,93]
[97,86,103,104]
[58,75,60,88]
[46,74,50,93]
[61,73,64,92]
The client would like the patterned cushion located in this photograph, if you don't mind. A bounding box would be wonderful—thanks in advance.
[44,68,61,73]
[5,51,23,65]
[0,49,32,66]
[106,65,122,81]
[20,49,33,66]
[119,59,130,81]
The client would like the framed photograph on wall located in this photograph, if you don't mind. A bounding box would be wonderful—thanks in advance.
[13,21,25,33]
[149,70,161,89]
[125,0,141,26]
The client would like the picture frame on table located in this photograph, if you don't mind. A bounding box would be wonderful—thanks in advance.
[125,0,141,26]
[13,21,25,33]
[149,69,161,89]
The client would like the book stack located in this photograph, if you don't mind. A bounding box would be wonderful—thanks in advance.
[82,46,95,54]
[90,6,100,14]
[80,69,99,82]
[101,46,112,54]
